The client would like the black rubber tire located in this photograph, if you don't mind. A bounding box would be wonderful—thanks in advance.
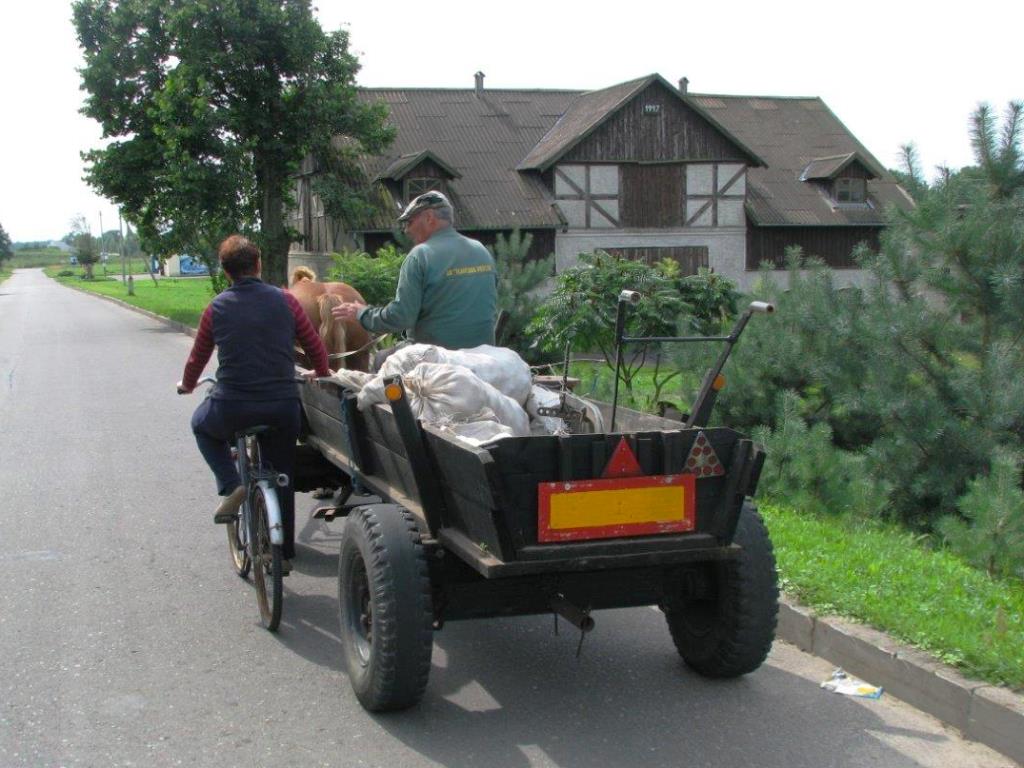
[227,510,251,578]
[665,502,779,677]
[338,505,433,712]
[251,486,283,632]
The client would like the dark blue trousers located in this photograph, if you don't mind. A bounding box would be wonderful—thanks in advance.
[191,397,301,559]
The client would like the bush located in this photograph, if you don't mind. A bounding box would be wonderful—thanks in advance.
[527,251,688,395]
[328,244,405,307]
[656,262,739,335]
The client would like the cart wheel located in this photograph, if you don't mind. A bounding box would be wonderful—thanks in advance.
[338,505,433,711]
[250,485,283,632]
[227,508,251,579]
[664,501,778,677]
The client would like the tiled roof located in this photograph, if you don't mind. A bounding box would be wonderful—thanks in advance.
[356,88,579,231]
[801,153,875,181]
[693,95,912,226]
[375,150,462,182]
[348,78,912,232]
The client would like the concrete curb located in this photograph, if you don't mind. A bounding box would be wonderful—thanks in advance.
[50,278,1024,765]
[777,597,1024,765]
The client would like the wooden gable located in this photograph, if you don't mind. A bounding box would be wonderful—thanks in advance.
[561,81,752,165]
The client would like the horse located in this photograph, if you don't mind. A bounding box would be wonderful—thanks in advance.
[288,267,372,373]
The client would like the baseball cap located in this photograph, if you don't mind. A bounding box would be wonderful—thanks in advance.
[397,190,453,223]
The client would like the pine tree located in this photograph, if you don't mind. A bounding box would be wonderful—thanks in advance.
[938,450,1024,579]
[490,229,554,359]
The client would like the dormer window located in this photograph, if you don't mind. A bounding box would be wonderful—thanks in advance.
[834,177,866,204]
[405,177,444,200]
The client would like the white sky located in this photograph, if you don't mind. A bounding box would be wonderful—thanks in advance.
[1,0,1020,242]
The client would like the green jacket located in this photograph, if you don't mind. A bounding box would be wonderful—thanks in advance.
[357,227,498,349]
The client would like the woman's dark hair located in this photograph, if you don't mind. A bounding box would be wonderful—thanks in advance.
[218,235,260,278]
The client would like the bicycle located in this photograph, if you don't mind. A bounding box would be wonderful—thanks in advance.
[181,375,288,631]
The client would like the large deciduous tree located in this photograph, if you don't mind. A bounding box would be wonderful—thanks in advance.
[73,0,393,285]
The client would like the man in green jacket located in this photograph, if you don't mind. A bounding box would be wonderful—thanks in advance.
[331,191,497,350]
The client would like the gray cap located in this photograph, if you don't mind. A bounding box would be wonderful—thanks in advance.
[397,190,453,223]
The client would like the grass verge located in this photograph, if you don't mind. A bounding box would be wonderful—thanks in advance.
[762,502,1024,689]
[49,270,212,327]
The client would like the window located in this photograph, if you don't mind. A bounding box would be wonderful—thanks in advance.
[405,177,443,200]
[835,177,866,204]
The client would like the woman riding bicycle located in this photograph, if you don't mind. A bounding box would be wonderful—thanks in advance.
[177,235,330,573]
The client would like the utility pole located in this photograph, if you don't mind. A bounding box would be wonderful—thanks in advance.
[126,219,135,296]
[98,211,105,275]
[119,209,126,283]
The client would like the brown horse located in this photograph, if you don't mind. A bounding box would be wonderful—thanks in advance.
[288,267,372,372]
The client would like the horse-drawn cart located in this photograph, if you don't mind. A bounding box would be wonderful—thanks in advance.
[294,297,778,711]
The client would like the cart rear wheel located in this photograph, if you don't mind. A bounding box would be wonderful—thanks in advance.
[338,505,433,711]
[664,502,778,677]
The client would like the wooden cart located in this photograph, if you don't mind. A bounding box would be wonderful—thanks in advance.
[295,300,779,712]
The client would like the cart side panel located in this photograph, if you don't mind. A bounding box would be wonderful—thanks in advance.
[301,382,422,507]
[422,428,516,560]
[301,388,373,474]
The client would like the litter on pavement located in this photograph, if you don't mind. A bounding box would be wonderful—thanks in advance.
[821,668,884,699]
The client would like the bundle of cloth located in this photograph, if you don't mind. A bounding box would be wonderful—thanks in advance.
[331,344,568,446]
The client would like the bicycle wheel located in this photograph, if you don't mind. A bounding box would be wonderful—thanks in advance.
[226,506,251,578]
[250,484,283,631]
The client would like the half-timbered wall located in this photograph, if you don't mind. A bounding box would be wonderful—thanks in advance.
[556,162,747,230]
[554,164,620,228]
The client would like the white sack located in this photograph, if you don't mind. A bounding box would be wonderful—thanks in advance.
[377,344,447,379]
[378,343,532,405]
[330,368,375,391]
[402,362,531,437]
[439,419,516,447]
[447,345,533,405]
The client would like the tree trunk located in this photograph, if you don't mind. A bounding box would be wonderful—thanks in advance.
[257,157,289,287]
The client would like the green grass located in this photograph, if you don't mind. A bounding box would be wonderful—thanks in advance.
[42,260,152,278]
[762,503,1024,689]
[49,270,213,327]
[553,359,701,412]
[8,248,67,268]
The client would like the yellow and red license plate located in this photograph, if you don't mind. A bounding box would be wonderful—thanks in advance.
[537,474,696,543]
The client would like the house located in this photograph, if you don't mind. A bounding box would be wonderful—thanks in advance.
[287,73,913,291]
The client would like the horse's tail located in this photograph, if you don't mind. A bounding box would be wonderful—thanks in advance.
[316,293,347,366]
[290,266,317,286]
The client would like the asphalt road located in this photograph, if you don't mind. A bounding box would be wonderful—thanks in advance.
[0,269,1013,768]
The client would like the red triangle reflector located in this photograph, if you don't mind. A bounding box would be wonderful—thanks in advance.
[684,431,725,477]
[602,437,644,478]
